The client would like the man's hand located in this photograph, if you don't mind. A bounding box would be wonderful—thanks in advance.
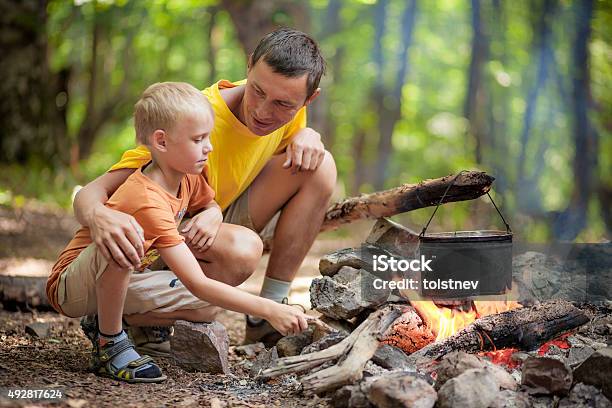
[282,127,325,173]
[266,303,311,336]
[181,206,223,252]
[90,205,144,269]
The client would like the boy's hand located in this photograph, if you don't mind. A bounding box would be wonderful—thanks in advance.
[181,206,223,252]
[266,303,311,336]
[283,127,325,173]
[90,205,144,269]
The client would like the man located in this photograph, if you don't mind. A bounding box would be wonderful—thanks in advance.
[73,28,336,346]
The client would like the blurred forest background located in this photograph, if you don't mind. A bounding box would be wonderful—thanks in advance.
[0,0,610,243]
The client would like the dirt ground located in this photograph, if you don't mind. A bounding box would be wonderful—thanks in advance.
[0,204,367,407]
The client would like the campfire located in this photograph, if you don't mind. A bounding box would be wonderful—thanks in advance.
[258,217,611,408]
[409,298,521,341]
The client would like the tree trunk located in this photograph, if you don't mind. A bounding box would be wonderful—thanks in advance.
[373,0,417,190]
[206,6,218,84]
[0,0,69,166]
[464,0,490,165]
[309,0,342,151]
[552,0,597,240]
[516,0,557,192]
[220,0,309,56]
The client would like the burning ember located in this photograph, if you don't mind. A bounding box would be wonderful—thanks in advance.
[480,348,520,369]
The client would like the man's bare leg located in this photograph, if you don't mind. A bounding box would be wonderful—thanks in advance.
[186,222,263,286]
[249,151,336,284]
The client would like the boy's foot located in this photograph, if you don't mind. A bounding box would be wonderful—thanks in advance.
[91,331,166,383]
[243,298,306,347]
[80,315,100,346]
[80,315,172,358]
[129,326,172,358]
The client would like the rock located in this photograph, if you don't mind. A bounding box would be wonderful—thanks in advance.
[487,364,518,391]
[434,351,486,389]
[171,320,229,374]
[362,360,389,378]
[250,346,278,378]
[521,356,572,396]
[276,328,313,357]
[367,372,437,408]
[434,351,516,391]
[371,344,412,370]
[488,390,531,408]
[334,384,373,408]
[365,218,420,258]
[310,266,390,320]
[511,351,531,364]
[567,346,596,368]
[512,251,562,303]
[437,368,500,408]
[233,342,265,358]
[530,395,557,408]
[25,322,51,338]
[558,383,612,408]
[301,331,347,355]
[319,246,380,277]
[573,347,612,399]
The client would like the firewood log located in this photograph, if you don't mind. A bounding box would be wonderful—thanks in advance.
[259,304,408,394]
[406,300,589,367]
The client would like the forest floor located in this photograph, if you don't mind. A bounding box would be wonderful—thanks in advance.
[0,203,366,407]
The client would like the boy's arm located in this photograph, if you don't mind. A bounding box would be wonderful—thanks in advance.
[159,243,310,336]
[182,200,223,252]
[73,168,144,268]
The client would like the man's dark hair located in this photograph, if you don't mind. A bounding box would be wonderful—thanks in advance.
[250,27,326,99]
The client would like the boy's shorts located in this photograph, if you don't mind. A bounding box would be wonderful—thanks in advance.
[57,243,209,318]
[223,185,280,241]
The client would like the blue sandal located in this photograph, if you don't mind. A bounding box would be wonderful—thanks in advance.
[91,335,167,383]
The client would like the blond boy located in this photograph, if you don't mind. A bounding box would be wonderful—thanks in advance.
[47,82,311,383]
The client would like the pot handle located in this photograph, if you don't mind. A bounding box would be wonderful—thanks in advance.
[419,170,512,237]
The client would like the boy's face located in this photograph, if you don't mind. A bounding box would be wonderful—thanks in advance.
[163,106,213,174]
[243,60,319,136]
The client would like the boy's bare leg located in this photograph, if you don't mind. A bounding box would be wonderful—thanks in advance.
[93,260,164,380]
[96,261,131,335]
[249,151,336,284]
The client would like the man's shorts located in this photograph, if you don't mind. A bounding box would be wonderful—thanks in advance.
[57,243,209,318]
[223,185,280,242]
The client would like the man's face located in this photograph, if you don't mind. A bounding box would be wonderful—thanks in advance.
[243,60,314,136]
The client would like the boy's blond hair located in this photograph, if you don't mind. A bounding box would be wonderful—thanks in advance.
[134,82,212,145]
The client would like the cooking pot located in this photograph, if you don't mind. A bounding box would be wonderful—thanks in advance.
[418,171,513,298]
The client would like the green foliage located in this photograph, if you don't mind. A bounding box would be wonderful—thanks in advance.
[2,0,609,242]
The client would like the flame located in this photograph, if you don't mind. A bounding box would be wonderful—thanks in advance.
[404,292,521,341]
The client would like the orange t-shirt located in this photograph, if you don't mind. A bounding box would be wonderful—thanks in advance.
[46,166,215,313]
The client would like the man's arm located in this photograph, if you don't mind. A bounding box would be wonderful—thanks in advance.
[282,127,326,172]
[73,168,144,268]
[159,243,310,336]
[182,200,223,252]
